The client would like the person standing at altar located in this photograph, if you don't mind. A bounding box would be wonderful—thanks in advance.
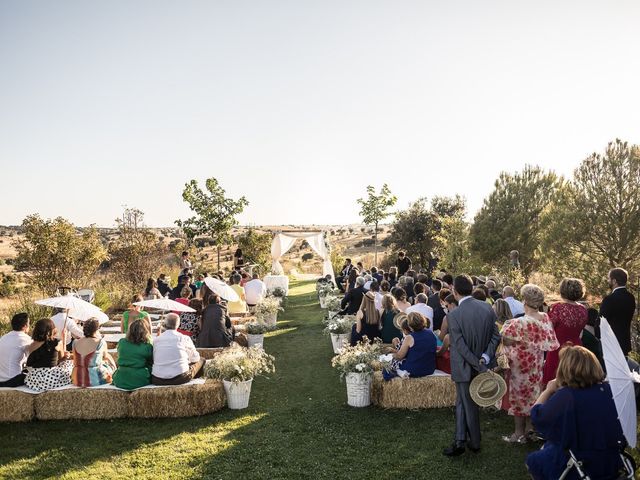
[396,251,412,276]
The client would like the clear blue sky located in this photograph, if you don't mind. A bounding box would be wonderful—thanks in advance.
[1,1,639,227]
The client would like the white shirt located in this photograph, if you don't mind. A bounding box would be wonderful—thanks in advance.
[612,286,627,293]
[373,292,384,312]
[504,296,525,317]
[0,330,32,382]
[405,303,434,326]
[244,279,267,306]
[152,329,200,379]
[51,312,84,342]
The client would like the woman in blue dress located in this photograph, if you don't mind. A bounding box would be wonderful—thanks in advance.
[384,312,436,379]
[526,345,626,480]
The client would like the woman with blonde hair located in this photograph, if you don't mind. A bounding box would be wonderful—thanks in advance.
[380,294,401,343]
[113,319,153,390]
[350,288,382,345]
[493,298,514,329]
[500,284,559,443]
[526,346,626,479]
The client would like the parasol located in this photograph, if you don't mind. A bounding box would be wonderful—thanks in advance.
[133,298,195,313]
[203,277,239,302]
[35,294,108,325]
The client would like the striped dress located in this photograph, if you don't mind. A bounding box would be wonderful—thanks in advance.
[72,339,114,387]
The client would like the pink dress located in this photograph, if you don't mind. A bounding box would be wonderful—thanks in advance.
[501,314,559,417]
[542,303,588,385]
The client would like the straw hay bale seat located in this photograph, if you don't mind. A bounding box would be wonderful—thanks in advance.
[0,389,35,422]
[35,387,131,420]
[371,371,457,409]
[129,380,225,418]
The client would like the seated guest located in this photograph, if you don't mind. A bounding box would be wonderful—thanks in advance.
[441,273,453,289]
[0,313,32,387]
[485,279,502,302]
[526,346,626,479]
[227,274,248,314]
[581,308,603,368]
[336,258,355,293]
[178,298,202,339]
[194,274,205,291]
[113,319,153,390]
[493,298,514,329]
[121,295,151,334]
[432,288,450,332]
[152,313,205,385]
[157,273,171,296]
[244,273,267,307]
[503,286,525,317]
[240,271,250,287]
[371,266,383,283]
[370,281,383,312]
[437,294,458,341]
[23,318,72,391]
[51,308,84,348]
[385,312,436,379]
[380,280,391,295]
[144,278,162,300]
[406,293,435,326]
[380,294,402,344]
[345,269,358,293]
[340,277,366,315]
[388,271,398,288]
[351,289,382,346]
[72,319,116,387]
[197,295,233,348]
[393,287,412,313]
[428,279,443,310]
[472,287,488,303]
[175,286,192,307]
[170,271,190,299]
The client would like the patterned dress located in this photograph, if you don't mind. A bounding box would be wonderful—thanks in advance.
[72,339,114,387]
[501,315,559,417]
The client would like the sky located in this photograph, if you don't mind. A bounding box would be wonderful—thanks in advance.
[1,1,639,227]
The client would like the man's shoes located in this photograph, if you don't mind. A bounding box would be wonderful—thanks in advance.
[468,445,481,454]
[442,443,466,457]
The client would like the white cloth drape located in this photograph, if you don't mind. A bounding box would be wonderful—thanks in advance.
[270,232,334,279]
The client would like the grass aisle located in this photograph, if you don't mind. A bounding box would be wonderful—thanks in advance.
[0,281,534,479]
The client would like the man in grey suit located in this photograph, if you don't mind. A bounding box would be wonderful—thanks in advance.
[443,274,501,456]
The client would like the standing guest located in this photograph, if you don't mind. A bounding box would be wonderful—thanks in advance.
[233,248,245,269]
[599,267,636,357]
[493,299,514,329]
[152,314,204,385]
[113,319,153,390]
[227,274,247,314]
[380,295,402,343]
[72,319,116,387]
[178,298,202,339]
[387,312,436,379]
[340,277,366,315]
[179,251,193,272]
[437,293,457,341]
[396,251,412,276]
[442,274,454,289]
[432,288,451,332]
[51,308,84,347]
[0,313,32,387]
[144,278,162,300]
[244,273,267,308]
[197,295,233,348]
[157,273,171,297]
[443,275,501,457]
[351,289,382,345]
[428,279,443,311]
[472,287,488,302]
[406,293,434,327]
[502,286,525,317]
[336,259,355,293]
[582,308,604,368]
[526,346,626,480]
[393,287,412,313]
[500,284,559,443]
[121,295,151,334]
[542,278,589,386]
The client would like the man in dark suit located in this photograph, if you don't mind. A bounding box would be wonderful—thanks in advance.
[336,259,355,293]
[600,268,637,357]
[427,279,443,311]
[340,277,365,315]
[443,275,501,457]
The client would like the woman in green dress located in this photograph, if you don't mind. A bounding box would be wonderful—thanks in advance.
[380,294,402,344]
[113,319,153,390]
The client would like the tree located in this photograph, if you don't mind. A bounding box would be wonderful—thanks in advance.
[237,228,272,276]
[470,165,563,274]
[13,215,107,293]
[387,198,440,269]
[176,178,249,270]
[357,184,397,266]
[108,208,168,290]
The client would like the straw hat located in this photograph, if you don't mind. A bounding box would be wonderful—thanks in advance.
[393,312,408,331]
[470,371,507,407]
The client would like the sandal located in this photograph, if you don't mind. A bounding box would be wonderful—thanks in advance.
[525,430,543,442]
[502,433,527,444]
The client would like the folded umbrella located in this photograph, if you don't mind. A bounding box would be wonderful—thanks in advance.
[203,277,240,302]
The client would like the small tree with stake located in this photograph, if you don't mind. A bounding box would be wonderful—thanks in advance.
[357,184,397,266]
[176,178,249,271]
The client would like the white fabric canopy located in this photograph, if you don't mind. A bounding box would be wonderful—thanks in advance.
[271,231,334,279]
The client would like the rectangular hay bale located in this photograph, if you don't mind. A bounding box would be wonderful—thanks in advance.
[197,348,225,360]
[371,371,457,409]
[129,380,226,418]
[35,387,130,420]
[0,390,35,422]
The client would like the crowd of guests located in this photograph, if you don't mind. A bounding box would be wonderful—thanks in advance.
[332,253,637,476]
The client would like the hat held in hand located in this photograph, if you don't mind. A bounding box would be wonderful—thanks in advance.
[470,371,507,407]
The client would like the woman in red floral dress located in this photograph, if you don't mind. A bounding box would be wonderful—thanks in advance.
[542,278,588,386]
[501,284,559,443]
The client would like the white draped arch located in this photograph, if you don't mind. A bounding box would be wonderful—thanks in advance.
[271,231,334,279]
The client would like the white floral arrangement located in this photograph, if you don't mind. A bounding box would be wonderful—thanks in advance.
[246,322,277,335]
[324,295,342,312]
[270,287,286,298]
[317,283,335,298]
[331,339,387,379]
[255,297,284,318]
[204,344,275,383]
[323,315,355,335]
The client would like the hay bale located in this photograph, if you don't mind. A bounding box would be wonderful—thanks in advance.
[371,371,457,409]
[129,380,225,418]
[197,347,225,360]
[0,390,35,422]
[35,387,130,420]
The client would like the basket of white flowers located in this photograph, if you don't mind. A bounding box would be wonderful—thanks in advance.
[324,315,355,354]
[331,339,385,407]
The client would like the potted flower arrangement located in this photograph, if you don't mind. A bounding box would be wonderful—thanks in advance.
[317,283,334,308]
[245,322,276,348]
[331,339,385,407]
[204,344,275,409]
[256,297,284,326]
[324,295,342,316]
[324,315,355,353]
[270,286,286,299]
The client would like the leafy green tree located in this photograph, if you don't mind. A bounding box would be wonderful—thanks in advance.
[13,215,107,293]
[237,228,272,276]
[357,184,397,265]
[470,166,563,274]
[388,198,440,269]
[176,178,249,270]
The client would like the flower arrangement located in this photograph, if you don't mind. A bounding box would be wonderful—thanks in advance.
[324,315,355,335]
[331,339,386,379]
[324,295,342,312]
[255,297,284,319]
[246,322,277,335]
[204,344,275,383]
[317,283,335,298]
[270,287,286,298]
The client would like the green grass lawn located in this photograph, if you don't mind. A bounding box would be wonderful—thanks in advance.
[0,281,536,479]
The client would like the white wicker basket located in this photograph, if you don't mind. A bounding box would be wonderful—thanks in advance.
[264,312,277,326]
[223,379,253,409]
[330,333,350,354]
[319,296,327,308]
[345,372,372,407]
[247,333,264,349]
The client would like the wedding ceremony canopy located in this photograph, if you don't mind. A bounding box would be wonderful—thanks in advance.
[270,231,334,279]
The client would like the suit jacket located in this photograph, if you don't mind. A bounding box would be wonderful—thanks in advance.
[447,297,500,383]
[600,287,637,356]
[427,292,441,311]
[341,286,365,315]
